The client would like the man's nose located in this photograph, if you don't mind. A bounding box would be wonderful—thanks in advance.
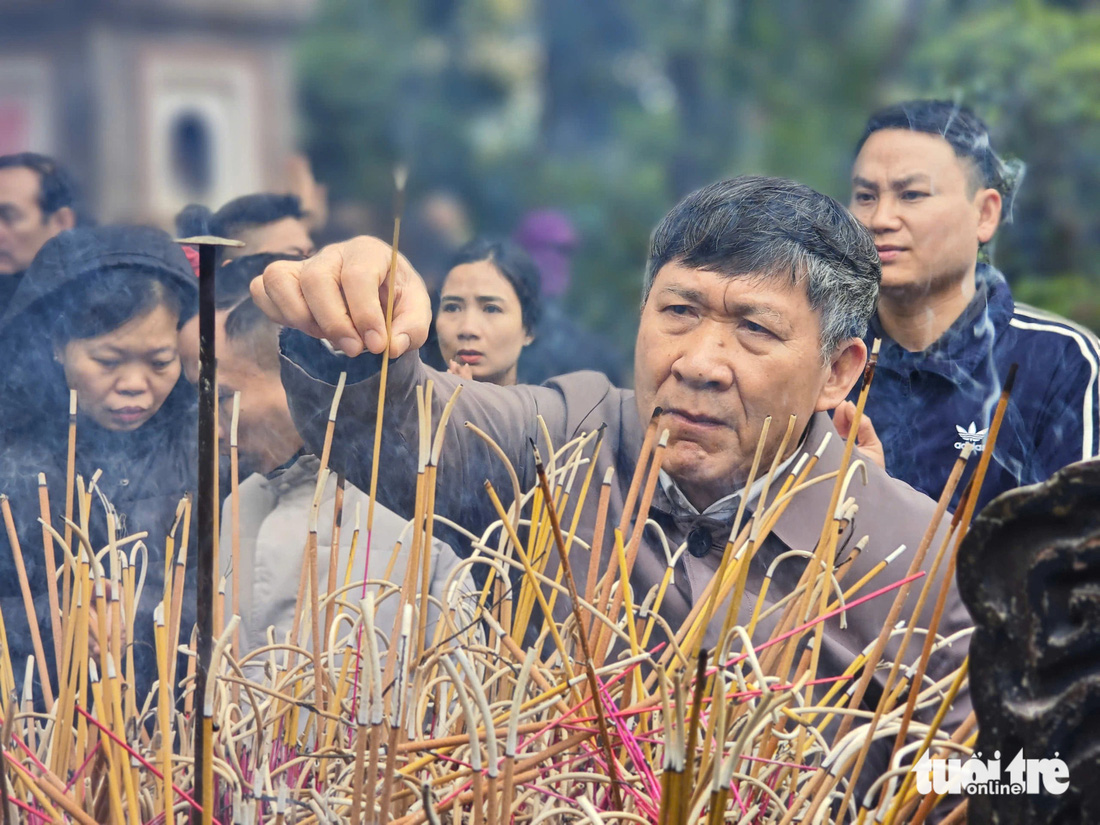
[868,196,902,232]
[671,325,735,390]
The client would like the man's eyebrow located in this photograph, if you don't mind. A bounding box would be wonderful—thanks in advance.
[891,173,932,189]
[663,286,708,304]
[852,173,933,191]
[729,300,788,326]
[664,285,790,326]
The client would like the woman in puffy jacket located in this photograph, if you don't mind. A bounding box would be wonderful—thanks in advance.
[0,225,198,699]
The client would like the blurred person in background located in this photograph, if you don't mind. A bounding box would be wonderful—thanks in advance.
[841,100,1100,512]
[402,190,475,371]
[175,192,316,264]
[177,254,471,657]
[419,190,472,252]
[0,225,198,694]
[436,238,539,386]
[402,190,474,297]
[0,152,84,308]
[513,209,628,386]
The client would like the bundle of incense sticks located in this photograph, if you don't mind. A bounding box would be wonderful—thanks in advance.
[0,357,1012,824]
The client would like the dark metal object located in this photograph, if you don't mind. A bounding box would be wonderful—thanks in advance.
[175,235,241,823]
[958,459,1100,824]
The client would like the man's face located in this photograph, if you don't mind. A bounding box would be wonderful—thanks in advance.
[634,262,862,511]
[179,314,303,475]
[0,166,73,275]
[229,217,315,261]
[849,129,1001,297]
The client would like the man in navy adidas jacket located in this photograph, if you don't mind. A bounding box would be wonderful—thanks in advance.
[839,100,1100,513]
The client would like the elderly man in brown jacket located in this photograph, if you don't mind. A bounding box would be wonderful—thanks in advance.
[253,176,972,739]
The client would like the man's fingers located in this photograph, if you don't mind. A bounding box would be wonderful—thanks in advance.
[253,260,329,342]
[858,413,879,443]
[387,257,432,357]
[346,245,429,356]
[338,243,391,354]
[299,247,369,355]
[252,236,432,358]
[833,400,855,439]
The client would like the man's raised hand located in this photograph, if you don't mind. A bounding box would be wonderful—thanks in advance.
[250,236,432,358]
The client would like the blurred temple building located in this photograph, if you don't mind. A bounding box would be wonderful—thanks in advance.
[0,0,317,226]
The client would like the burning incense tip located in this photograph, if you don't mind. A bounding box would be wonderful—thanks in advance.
[393,164,409,192]
[871,337,882,356]
[1004,362,1019,395]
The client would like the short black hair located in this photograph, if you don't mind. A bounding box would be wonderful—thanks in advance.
[223,297,281,372]
[856,100,1022,218]
[218,253,302,372]
[175,193,305,241]
[0,152,86,224]
[444,238,543,333]
[214,252,303,310]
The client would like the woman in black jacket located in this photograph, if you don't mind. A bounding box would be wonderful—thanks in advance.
[0,225,198,700]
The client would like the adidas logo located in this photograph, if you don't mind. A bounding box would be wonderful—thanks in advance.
[954,422,988,452]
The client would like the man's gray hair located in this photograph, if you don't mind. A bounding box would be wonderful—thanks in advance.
[644,176,881,359]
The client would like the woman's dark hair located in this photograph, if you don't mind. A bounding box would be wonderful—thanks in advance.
[51,270,187,348]
[445,238,543,333]
[0,225,199,438]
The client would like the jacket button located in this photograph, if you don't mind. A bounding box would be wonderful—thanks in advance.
[687,526,711,558]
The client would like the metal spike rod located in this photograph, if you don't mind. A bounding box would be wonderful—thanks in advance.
[174,234,242,824]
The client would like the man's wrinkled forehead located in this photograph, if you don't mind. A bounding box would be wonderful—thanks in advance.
[649,257,809,303]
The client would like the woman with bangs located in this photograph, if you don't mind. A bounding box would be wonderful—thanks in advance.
[0,225,198,696]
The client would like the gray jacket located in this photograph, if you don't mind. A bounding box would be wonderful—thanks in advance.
[280,335,971,726]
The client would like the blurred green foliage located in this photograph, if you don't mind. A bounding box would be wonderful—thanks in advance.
[298,0,1100,350]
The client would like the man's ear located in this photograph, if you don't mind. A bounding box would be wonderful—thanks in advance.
[976,188,1002,245]
[47,206,76,233]
[814,337,868,412]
